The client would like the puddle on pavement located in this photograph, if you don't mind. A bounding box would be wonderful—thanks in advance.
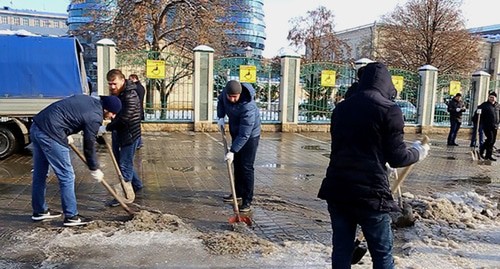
[301,145,324,151]
[260,163,284,168]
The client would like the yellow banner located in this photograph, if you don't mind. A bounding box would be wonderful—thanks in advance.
[392,76,404,92]
[239,65,257,83]
[321,70,336,87]
[146,60,165,79]
[449,81,461,96]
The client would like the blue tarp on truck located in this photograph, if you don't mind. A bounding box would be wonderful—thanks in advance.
[0,34,85,97]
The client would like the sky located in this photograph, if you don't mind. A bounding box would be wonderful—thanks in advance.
[2,0,499,58]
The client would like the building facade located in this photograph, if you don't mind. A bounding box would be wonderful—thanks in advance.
[0,6,67,36]
[227,0,266,57]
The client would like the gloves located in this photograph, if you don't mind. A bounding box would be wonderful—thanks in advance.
[97,126,107,137]
[412,141,430,161]
[67,135,74,145]
[225,152,234,163]
[90,169,104,183]
[217,118,225,130]
[385,163,397,178]
[455,108,461,112]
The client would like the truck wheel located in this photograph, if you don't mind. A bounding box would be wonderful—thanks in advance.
[0,126,17,159]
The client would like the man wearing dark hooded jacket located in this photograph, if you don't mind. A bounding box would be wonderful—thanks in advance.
[318,62,429,268]
[217,80,261,212]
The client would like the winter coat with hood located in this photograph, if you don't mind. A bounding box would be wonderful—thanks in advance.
[317,62,420,212]
[217,83,261,153]
[106,80,142,146]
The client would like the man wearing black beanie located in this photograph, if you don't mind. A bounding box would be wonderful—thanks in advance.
[217,80,261,212]
[30,94,121,227]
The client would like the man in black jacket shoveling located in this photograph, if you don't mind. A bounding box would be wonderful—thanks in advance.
[318,62,430,268]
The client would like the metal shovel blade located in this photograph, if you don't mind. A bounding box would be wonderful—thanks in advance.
[229,215,252,226]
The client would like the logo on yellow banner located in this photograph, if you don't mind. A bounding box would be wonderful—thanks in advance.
[146,60,165,79]
[321,70,336,87]
[239,65,257,83]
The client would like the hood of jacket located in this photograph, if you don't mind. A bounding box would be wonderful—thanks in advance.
[357,62,396,100]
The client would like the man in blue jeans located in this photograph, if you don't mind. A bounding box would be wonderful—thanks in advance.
[105,69,143,206]
[31,94,122,227]
[318,63,429,268]
[217,80,261,212]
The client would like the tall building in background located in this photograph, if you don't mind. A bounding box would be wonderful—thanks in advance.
[227,0,266,57]
[0,6,67,36]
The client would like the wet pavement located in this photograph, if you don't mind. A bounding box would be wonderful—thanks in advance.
[0,131,499,267]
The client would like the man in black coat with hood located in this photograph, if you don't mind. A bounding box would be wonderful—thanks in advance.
[318,62,429,268]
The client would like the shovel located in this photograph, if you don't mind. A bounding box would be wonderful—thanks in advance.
[101,135,135,203]
[220,126,252,226]
[471,109,482,161]
[69,143,135,215]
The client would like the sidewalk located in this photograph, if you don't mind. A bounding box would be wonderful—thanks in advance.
[0,132,498,268]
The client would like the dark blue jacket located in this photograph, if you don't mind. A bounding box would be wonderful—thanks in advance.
[33,95,102,170]
[318,62,420,212]
[217,83,261,153]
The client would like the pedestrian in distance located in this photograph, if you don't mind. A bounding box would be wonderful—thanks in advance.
[446,93,466,146]
[129,74,145,149]
[217,80,261,213]
[478,92,500,161]
[105,69,143,206]
[318,62,430,268]
[30,94,122,227]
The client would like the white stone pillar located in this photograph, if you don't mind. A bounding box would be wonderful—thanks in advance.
[471,71,491,111]
[96,39,116,96]
[279,52,301,131]
[193,45,214,131]
[418,65,438,130]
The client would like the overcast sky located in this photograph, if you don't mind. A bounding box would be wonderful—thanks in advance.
[1,0,498,58]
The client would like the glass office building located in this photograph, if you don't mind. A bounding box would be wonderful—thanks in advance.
[227,0,266,57]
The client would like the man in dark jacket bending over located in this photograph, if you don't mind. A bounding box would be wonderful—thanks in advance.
[318,62,430,268]
[31,94,122,227]
[217,80,261,212]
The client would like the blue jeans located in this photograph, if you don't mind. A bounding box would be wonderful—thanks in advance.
[111,131,142,189]
[233,136,259,206]
[30,123,78,217]
[447,119,461,144]
[328,203,394,269]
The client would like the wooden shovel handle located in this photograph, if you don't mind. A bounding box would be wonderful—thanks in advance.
[391,135,429,194]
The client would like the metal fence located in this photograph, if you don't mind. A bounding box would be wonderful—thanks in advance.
[389,68,421,125]
[116,50,194,122]
[213,57,281,123]
[434,74,473,126]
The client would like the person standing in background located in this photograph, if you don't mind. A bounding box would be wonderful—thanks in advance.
[478,92,500,161]
[446,93,466,146]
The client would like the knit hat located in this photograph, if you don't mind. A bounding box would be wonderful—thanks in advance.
[489,92,497,98]
[225,80,242,95]
[100,95,122,114]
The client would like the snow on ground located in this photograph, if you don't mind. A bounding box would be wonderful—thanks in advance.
[0,191,498,268]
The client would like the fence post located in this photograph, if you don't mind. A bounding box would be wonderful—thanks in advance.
[471,71,491,112]
[279,52,301,132]
[96,39,116,96]
[418,64,438,132]
[193,45,214,131]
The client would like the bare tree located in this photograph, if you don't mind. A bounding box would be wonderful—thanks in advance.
[287,6,350,63]
[73,0,235,119]
[378,0,481,74]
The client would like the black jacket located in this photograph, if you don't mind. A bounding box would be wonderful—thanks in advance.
[33,95,102,170]
[318,62,420,212]
[478,101,500,130]
[134,81,145,120]
[106,80,142,146]
[447,98,466,121]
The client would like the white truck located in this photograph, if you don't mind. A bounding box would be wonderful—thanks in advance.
[0,32,89,159]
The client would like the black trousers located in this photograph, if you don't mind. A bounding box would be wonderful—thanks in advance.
[481,128,498,158]
[233,136,260,206]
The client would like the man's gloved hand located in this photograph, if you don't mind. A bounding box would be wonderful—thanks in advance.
[385,163,397,178]
[90,169,104,182]
[224,152,234,163]
[217,118,225,130]
[67,135,74,145]
[412,141,430,161]
[456,108,462,112]
[97,126,107,137]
